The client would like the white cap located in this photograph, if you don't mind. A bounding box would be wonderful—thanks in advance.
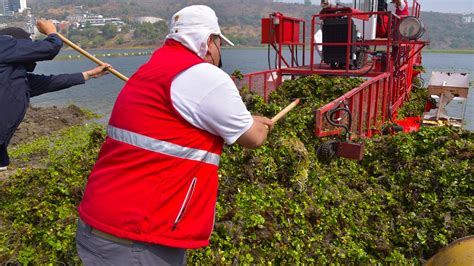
[166,5,234,59]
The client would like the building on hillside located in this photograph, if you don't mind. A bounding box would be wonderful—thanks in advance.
[67,6,91,22]
[1,0,27,15]
[462,14,473,24]
[67,5,125,28]
[133,16,164,24]
[1,0,10,15]
[14,0,27,13]
[78,16,125,27]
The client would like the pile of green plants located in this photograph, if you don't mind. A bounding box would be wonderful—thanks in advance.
[0,125,104,264]
[188,75,473,263]
[397,74,429,119]
[0,75,472,264]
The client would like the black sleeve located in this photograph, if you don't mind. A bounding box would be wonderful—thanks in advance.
[0,34,63,64]
[27,72,85,97]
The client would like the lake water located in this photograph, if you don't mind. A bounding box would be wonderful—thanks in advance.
[31,48,474,130]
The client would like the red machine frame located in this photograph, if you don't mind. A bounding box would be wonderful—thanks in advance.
[234,0,428,139]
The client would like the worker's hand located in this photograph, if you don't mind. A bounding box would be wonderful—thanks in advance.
[83,64,111,81]
[36,20,57,35]
[236,115,274,148]
[253,115,274,132]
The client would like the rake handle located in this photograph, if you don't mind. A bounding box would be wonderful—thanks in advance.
[271,98,300,123]
[56,33,129,82]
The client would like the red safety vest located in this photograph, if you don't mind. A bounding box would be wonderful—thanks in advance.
[396,0,409,17]
[376,13,389,38]
[78,39,224,249]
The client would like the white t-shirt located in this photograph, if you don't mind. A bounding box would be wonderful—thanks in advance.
[171,63,253,145]
[389,1,406,14]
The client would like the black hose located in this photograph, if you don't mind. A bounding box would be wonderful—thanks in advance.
[288,45,299,67]
[325,103,352,139]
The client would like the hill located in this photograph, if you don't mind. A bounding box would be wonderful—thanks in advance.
[420,11,474,50]
[27,0,473,50]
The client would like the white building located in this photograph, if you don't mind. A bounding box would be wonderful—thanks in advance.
[134,16,164,24]
[79,16,125,27]
[462,14,473,24]
[1,0,27,15]
[19,0,27,13]
[67,6,125,28]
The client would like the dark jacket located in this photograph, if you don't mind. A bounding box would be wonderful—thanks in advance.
[0,33,85,145]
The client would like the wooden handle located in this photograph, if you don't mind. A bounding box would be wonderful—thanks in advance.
[271,98,300,123]
[56,33,129,82]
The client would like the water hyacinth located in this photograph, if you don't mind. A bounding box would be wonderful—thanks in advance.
[0,75,472,264]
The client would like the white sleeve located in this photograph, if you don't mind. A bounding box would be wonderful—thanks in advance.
[171,63,253,144]
[398,1,406,10]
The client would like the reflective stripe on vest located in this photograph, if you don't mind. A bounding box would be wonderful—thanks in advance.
[107,125,220,166]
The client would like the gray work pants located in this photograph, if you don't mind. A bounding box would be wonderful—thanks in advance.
[76,219,186,265]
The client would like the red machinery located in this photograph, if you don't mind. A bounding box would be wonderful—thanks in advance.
[234,0,428,160]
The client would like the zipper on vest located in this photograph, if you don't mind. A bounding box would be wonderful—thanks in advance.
[172,177,197,231]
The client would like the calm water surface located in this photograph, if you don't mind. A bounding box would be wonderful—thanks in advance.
[31,49,474,130]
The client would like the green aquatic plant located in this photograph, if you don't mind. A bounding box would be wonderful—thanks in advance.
[0,75,472,264]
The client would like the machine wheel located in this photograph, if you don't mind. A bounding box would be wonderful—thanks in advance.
[317,140,338,162]
[425,235,474,266]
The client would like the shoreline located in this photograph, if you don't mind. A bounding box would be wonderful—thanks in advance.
[422,49,474,54]
[64,46,474,52]
[56,46,474,61]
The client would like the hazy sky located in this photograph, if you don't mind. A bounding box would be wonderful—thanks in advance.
[417,0,473,14]
[278,0,474,14]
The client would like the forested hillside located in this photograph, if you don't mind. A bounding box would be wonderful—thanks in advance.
[420,11,473,50]
[28,0,473,49]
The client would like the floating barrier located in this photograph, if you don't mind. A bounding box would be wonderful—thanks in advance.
[55,51,153,61]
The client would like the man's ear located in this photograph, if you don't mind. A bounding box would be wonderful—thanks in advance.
[207,36,214,47]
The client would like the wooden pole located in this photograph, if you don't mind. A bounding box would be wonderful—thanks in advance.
[56,33,129,82]
[271,98,300,123]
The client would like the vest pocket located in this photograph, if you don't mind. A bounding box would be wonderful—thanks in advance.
[172,177,197,231]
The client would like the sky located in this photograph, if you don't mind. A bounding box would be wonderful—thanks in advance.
[276,0,474,14]
[417,0,473,14]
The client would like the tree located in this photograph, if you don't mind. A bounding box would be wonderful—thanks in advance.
[83,27,99,39]
[133,21,169,43]
[92,35,106,47]
[102,24,118,40]
[115,36,125,45]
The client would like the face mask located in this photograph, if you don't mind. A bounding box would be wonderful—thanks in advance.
[214,38,223,68]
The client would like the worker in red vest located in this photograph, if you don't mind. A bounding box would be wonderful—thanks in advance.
[76,5,274,265]
[392,0,410,17]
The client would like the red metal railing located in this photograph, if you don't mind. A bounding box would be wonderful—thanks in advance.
[314,42,421,138]
[233,0,427,139]
[315,73,390,138]
[412,0,421,18]
[262,13,306,87]
[311,7,426,138]
[232,69,279,101]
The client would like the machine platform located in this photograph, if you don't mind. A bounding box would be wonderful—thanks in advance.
[423,72,471,129]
